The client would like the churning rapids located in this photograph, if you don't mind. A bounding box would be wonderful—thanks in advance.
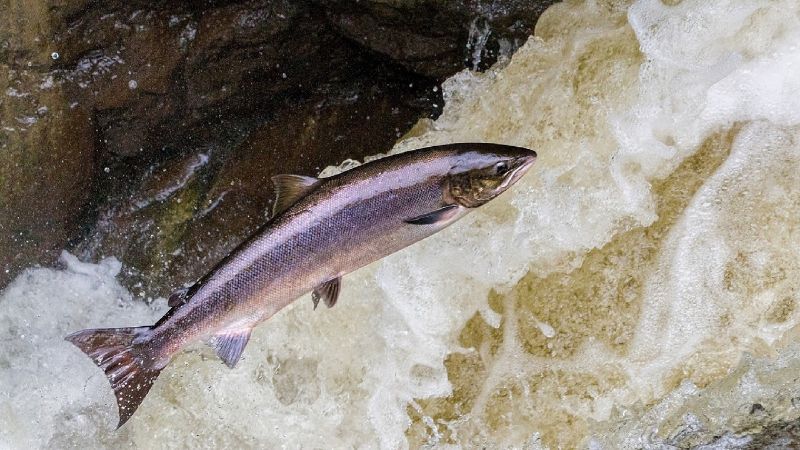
[3,0,800,448]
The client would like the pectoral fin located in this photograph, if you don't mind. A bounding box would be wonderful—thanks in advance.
[271,174,321,216]
[210,328,252,368]
[404,204,461,225]
[312,277,341,309]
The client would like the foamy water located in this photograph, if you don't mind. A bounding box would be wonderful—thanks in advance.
[3,0,800,448]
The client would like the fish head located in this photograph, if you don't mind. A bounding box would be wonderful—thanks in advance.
[446,143,537,208]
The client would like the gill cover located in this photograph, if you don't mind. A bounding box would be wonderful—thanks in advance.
[448,157,519,208]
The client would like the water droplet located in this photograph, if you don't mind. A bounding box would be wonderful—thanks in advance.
[128,80,138,90]
[104,167,110,173]
[50,52,59,60]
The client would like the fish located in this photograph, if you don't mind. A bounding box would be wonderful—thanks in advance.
[65,142,537,427]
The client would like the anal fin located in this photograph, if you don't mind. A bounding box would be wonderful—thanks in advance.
[211,328,252,369]
[312,277,341,309]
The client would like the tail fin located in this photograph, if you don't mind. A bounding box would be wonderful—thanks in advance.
[65,327,161,428]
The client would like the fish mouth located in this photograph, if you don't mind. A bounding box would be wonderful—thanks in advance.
[499,153,537,190]
[516,153,536,173]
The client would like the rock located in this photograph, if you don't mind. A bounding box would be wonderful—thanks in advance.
[0,0,99,286]
[0,0,435,289]
[0,67,95,286]
[696,418,800,448]
[1,0,553,291]
[316,0,558,77]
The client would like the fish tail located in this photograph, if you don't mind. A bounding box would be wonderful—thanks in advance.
[65,326,161,428]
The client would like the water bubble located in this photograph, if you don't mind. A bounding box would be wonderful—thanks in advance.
[50,52,59,60]
[128,80,138,90]
[104,167,110,173]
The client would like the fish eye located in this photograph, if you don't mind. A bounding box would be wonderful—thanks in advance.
[494,161,510,175]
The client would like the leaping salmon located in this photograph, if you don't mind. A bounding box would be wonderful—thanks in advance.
[65,143,537,427]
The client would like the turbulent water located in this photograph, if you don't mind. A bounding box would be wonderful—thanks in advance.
[3,0,800,448]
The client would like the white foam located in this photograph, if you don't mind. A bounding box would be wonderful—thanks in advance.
[0,252,163,447]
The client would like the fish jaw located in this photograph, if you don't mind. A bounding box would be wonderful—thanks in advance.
[501,152,537,189]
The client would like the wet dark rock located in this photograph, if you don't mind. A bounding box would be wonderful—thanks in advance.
[0,98,95,286]
[693,418,800,449]
[1,0,555,291]
[316,0,558,77]
[0,59,96,288]
[742,418,800,449]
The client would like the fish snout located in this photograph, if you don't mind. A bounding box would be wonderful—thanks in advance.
[518,151,537,172]
[498,149,537,190]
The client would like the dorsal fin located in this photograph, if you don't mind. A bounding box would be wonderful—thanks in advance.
[312,277,341,309]
[210,328,252,369]
[271,174,321,216]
